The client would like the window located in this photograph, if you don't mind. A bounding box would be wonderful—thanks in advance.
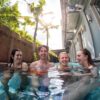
[94,0,100,15]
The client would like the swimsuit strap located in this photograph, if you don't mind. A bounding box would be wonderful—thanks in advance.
[10,63,23,73]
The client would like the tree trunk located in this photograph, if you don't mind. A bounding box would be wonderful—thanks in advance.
[46,28,49,46]
[33,17,39,51]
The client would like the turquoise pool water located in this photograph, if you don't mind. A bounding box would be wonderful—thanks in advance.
[0,63,100,100]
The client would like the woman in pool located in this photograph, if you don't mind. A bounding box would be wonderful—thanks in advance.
[9,48,28,73]
[76,48,100,100]
[8,48,29,100]
[0,48,29,100]
[63,48,100,100]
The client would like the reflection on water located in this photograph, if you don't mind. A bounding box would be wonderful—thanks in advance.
[0,65,100,100]
[0,70,51,100]
[0,70,35,100]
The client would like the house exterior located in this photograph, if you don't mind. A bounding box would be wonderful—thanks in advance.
[60,0,100,61]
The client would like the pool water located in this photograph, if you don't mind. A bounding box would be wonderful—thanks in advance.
[0,64,100,100]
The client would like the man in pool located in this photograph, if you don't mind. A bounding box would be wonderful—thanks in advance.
[30,45,54,100]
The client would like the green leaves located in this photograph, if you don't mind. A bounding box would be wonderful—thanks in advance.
[0,0,10,8]
[38,0,46,8]
[0,2,20,30]
[0,0,46,45]
[69,0,79,5]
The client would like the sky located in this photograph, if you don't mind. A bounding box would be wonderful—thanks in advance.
[11,0,63,50]
[43,0,63,50]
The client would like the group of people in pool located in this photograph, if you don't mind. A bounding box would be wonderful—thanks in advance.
[0,45,100,100]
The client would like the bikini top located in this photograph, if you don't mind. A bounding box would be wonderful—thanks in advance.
[9,63,24,74]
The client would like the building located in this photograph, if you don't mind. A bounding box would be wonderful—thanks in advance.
[60,0,100,61]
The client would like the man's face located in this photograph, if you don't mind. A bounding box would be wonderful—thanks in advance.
[38,47,48,60]
[59,53,69,66]
[76,51,87,65]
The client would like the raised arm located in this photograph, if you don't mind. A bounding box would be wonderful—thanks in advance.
[22,62,29,72]
[29,61,37,74]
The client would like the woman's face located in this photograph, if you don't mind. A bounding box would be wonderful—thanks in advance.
[13,51,23,64]
[76,51,87,65]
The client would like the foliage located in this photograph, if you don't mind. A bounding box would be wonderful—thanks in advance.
[24,0,46,59]
[0,2,20,30]
[0,0,57,61]
[0,0,42,44]
[0,0,10,7]
[39,18,59,46]
[69,0,80,5]
[25,0,46,43]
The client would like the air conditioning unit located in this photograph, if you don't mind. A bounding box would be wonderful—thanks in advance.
[67,6,76,12]
[75,4,84,11]
[67,4,83,12]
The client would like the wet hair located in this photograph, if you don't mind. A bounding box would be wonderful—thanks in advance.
[58,52,70,61]
[9,49,22,73]
[81,48,94,65]
[38,45,49,52]
[9,48,21,64]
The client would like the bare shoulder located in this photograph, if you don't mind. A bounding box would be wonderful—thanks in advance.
[30,61,39,68]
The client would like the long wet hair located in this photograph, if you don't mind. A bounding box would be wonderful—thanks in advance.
[82,48,94,65]
[9,48,21,66]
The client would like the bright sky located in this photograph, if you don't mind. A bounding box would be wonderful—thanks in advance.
[11,0,63,50]
[43,0,63,50]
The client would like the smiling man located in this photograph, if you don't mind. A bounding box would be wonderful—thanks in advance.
[30,45,54,76]
[30,45,54,100]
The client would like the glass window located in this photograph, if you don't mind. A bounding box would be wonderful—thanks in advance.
[94,0,100,15]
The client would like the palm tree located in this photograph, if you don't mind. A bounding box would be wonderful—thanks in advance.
[24,0,46,51]
[39,19,59,46]
[0,1,20,30]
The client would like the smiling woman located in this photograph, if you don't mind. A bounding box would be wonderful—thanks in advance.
[63,49,100,100]
[0,48,30,100]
